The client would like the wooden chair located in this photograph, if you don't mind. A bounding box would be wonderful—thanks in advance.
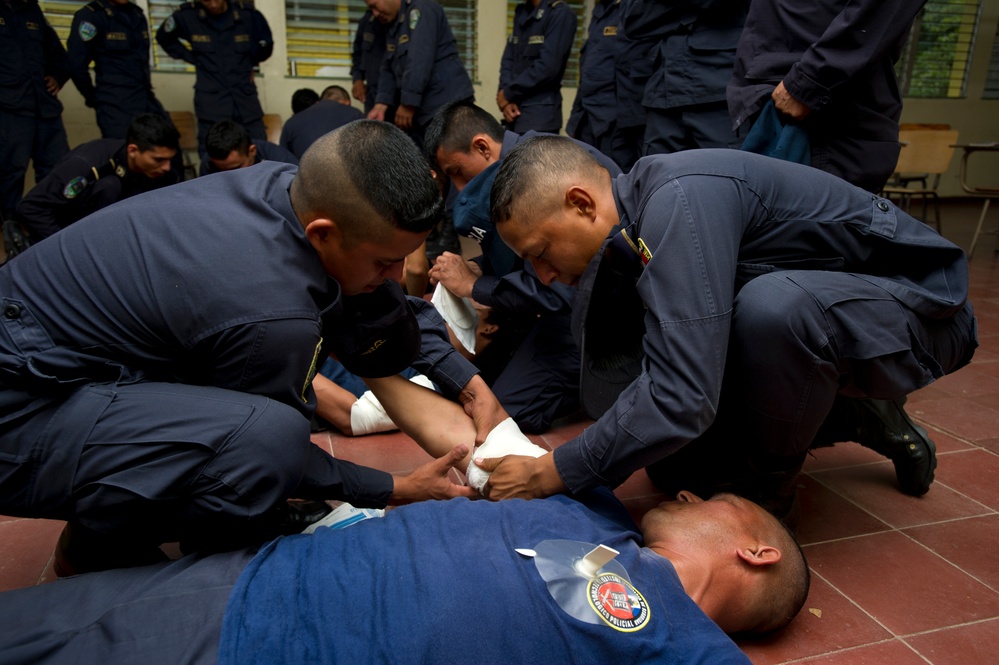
[169,111,199,181]
[881,129,959,232]
[263,113,283,144]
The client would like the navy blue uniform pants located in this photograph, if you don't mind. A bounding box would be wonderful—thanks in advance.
[573,113,643,174]
[649,271,977,490]
[0,112,69,217]
[0,382,362,544]
[643,101,741,155]
[0,547,251,665]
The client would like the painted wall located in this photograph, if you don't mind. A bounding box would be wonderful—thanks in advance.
[54,0,999,196]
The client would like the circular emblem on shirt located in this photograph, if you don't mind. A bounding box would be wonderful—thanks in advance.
[62,176,88,200]
[164,15,176,33]
[409,8,420,30]
[79,21,97,41]
[587,573,650,632]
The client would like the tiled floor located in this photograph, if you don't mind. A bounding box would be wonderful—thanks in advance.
[1,200,998,663]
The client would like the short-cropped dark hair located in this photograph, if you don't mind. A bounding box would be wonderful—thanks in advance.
[423,100,504,173]
[292,120,443,247]
[321,85,351,103]
[205,120,251,160]
[292,88,320,114]
[126,113,180,152]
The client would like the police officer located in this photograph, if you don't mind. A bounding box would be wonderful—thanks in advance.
[483,137,978,526]
[67,0,170,140]
[0,121,486,576]
[365,0,474,148]
[13,113,179,243]
[201,119,298,175]
[350,9,390,118]
[624,0,749,155]
[0,0,70,221]
[497,0,577,134]
[567,0,647,172]
[278,85,364,159]
[156,0,273,152]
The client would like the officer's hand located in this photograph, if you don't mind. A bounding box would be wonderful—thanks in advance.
[352,80,366,103]
[44,76,61,96]
[479,453,566,500]
[368,103,388,122]
[496,89,510,110]
[772,81,811,121]
[395,104,416,130]
[388,444,478,504]
[428,251,479,298]
[502,102,521,124]
[459,375,509,446]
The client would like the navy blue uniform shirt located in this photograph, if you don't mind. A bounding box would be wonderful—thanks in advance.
[156,0,273,123]
[350,10,388,114]
[555,150,971,493]
[374,0,473,128]
[14,138,177,240]
[499,0,577,132]
[67,0,164,137]
[567,0,621,137]
[278,100,364,159]
[0,0,68,118]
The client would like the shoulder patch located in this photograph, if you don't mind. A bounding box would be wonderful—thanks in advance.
[163,14,176,33]
[78,20,98,41]
[409,8,420,30]
[62,176,88,200]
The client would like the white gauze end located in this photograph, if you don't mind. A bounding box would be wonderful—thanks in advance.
[466,417,546,494]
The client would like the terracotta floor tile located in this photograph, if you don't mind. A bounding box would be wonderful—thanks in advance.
[736,575,891,665]
[805,531,999,635]
[0,518,63,593]
[810,461,991,528]
[904,618,999,665]
[802,442,889,472]
[923,363,999,398]
[978,435,999,455]
[933,448,999,511]
[309,430,333,455]
[786,639,927,664]
[795,475,891,545]
[904,515,999,592]
[914,396,999,444]
[331,430,433,474]
[538,415,593,449]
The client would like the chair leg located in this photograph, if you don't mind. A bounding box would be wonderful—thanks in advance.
[931,193,940,233]
[968,198,992,259]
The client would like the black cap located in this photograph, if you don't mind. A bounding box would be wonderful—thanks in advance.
[329,280,421,378]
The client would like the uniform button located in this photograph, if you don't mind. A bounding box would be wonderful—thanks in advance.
[4,305,20,319]
[877,200,890,212]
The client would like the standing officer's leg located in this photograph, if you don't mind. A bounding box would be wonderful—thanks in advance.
[30,116,69,184]
[0,112,35,217]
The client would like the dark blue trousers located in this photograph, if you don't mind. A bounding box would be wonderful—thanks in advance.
[0,112,68,217]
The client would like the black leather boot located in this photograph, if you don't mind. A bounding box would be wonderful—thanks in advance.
[851,397,937,496]
[53,522,168,577]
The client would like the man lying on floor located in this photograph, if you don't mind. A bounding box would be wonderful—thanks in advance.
[0,375,809,665]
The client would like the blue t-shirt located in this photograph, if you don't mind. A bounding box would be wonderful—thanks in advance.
[218,490,749,664]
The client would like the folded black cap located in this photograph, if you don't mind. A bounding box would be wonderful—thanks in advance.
[329,280,421,378]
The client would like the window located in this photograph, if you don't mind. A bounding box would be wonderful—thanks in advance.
[148,0,197,73]
[983,21,999,99]
[285,0,477,80]
[39,0,86,46]
[897,0,982,99]
[504,0,586,86]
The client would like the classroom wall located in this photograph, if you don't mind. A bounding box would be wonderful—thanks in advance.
[54,0,999,197]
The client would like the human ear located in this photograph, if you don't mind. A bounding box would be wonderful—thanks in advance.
[676,490,704,503]
[736,545,782,567]
[471,135,492,160]
[304,217,339,252]
[565,186,595,218]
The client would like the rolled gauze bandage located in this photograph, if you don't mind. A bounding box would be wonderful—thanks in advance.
[466,417,547,494]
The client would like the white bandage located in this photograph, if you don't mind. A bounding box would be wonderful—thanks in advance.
[466,417,546,494]
[431,282,478,354]
[349,374,436,436]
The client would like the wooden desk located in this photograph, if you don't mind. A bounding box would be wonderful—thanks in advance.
[956,142,999,257]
